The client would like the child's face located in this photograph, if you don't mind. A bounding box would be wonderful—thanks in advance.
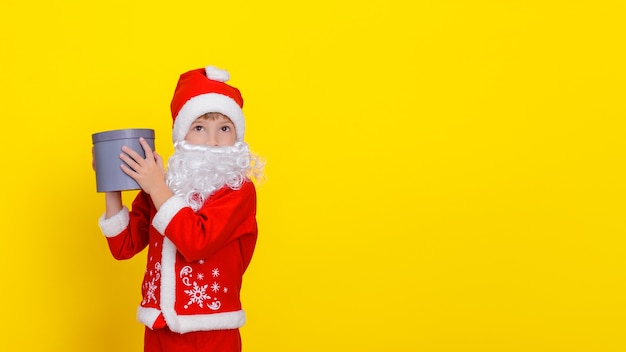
[184,113,237,146]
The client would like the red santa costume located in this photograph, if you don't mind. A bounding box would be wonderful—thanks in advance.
[98,66,261,352]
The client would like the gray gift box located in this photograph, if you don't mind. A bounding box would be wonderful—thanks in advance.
[92,128,155,192]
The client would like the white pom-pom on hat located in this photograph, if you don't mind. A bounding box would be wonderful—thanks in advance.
[205,66,230,82]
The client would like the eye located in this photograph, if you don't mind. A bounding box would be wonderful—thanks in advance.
[193,125,204,132]
[220,125,231,132]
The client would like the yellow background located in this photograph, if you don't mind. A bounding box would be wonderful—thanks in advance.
[1,1,625,351]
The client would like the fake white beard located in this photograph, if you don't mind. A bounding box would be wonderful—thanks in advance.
[165,141,262,211]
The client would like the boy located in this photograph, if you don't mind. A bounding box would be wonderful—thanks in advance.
[97,66,263,352]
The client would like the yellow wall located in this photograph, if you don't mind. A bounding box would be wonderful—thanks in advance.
[1,1,625,351]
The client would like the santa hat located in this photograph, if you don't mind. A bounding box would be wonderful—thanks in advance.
[170,66,245,142]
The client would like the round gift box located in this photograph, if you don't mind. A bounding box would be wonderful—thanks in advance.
[92,128,155,192]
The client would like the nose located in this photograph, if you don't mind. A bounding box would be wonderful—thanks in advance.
[205,134,219,146]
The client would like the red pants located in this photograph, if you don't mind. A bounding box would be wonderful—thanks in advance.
[144,327,241,352]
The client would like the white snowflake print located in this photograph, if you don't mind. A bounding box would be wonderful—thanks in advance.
[223,287,228,293]
[208,298,221,311]
[211,282,221,293]
[180,266,193,287]
[143,278,158,305]
[197,273,204,281]
[142,261,161,305]
[212,268,220,277]
[153,262,161,281]
[184,282,210,309]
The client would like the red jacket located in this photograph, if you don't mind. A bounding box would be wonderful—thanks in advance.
[99,181,258,333]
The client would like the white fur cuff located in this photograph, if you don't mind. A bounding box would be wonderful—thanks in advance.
[137,307,163,329]
[152,196,188,235]
[98,207,130,238]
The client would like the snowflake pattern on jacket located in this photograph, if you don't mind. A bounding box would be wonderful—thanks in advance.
[99,181,258,334]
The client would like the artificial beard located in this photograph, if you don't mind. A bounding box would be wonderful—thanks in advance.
[166,141,254,211]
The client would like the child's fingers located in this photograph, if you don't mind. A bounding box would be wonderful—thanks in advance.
[120,163,137,177]
[119,152,140,171]
[121,145,145,165]
[154,151,164,168]
[139,138,154,159]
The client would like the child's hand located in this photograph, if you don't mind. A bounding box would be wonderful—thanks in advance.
[119,138,167,196]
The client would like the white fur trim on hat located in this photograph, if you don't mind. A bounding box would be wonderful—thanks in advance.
[172,93,245,142]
